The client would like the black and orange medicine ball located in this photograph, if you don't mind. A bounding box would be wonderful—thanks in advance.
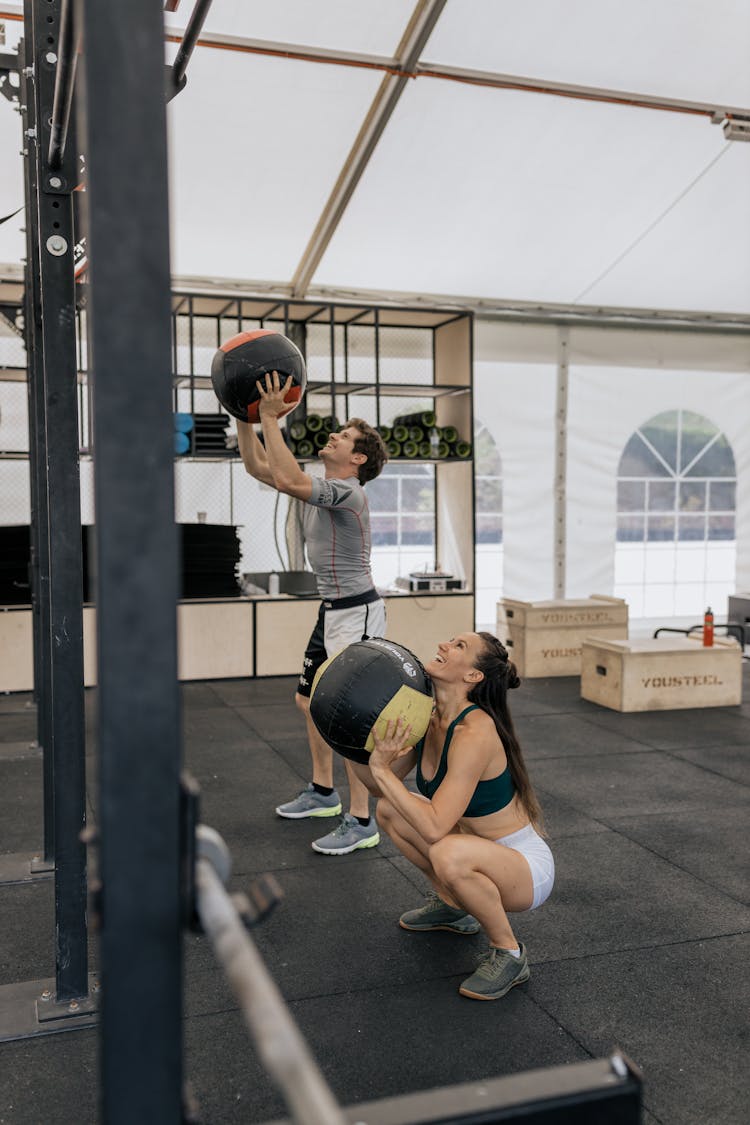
[210,329,307,423]
[309,638,433,765]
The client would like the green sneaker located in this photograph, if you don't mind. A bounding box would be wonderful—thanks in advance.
[311,813,380,855]
[459,943,530,1000]
[399,892,481,935]
[276,783,342,819]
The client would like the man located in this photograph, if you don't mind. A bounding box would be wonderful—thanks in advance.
[237,371,389,855]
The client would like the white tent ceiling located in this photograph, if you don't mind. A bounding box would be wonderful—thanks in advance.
[1,0,749,317]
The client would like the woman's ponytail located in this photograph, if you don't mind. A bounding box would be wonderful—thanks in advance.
[467,633,545,834]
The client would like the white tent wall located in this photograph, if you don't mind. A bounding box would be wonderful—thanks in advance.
[566,327,750,616]
[566,363,750,600]
[474,317,750,629]
[473,324,558,608]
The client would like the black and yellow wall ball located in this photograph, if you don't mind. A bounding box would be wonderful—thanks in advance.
[310,638,433,764]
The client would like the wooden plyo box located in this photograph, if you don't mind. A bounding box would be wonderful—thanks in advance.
[581,636,743,712]
[497,595,628,677]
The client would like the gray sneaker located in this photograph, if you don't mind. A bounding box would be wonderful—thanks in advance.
[459,943,530,1000]
[276,783,342,820]
[311,813,380,855]
[400,892,480,935]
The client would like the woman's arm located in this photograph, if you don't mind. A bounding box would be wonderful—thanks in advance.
[369,715,494,844]
[348,747,417,797]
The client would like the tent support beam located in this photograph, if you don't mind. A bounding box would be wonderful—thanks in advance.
[554,330,569,599]
[163,274,750,336]
[1,254,748,333]
[153,25,750,123]
[289,0,449,299]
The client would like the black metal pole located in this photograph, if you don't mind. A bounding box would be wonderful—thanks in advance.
[171,0,213,90]
[29,0,89,1000]
[47,0,78,170]
[19,14,54,865]
[75,0,183,1119]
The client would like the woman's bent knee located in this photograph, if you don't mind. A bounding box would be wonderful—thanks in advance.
[428,836,466,881]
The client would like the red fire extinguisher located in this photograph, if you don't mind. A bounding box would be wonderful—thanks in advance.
[703,607,714,647]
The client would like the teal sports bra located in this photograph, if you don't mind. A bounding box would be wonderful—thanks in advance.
[415,704,516,817]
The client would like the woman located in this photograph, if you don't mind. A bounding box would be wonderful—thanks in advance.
[367,631,553,1001]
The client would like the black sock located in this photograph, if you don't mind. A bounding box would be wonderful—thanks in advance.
[312,782,334,796]
[355,816,370,827]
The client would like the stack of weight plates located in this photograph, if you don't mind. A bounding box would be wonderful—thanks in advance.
[0,525,31,604]
[179,523,241,598]
[192,413,231,456]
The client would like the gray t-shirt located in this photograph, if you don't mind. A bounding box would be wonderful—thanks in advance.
[303,474,374,600]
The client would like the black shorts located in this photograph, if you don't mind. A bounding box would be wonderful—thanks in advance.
[296,589,385,697]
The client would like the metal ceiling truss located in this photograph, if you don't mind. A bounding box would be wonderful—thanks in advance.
[170,274,750,335]
[1,1,748,323]
[289,0,449,297]
[151,29,750,125]
[1,261,749,334]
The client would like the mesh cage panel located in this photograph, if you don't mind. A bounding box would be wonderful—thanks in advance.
[379,326,433,386]
[189,313,221,376]
[231,462,294,576]
[0,309,28,455]
[344,324,377,384]
[175,460,234,524]
[0,381,29,454]
[218,303,245,346]
[0,461,31,524]
[0,310,26,372]
[79,459,95,523]
[303,322,348,383]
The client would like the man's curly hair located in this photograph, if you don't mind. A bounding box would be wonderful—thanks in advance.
[347,418,388,484]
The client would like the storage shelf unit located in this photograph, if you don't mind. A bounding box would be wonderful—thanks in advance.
[304,381,468,398]
[168,293,472,439]
[0,288,477,682]
[174,379,469,399]
[168,292,476,607]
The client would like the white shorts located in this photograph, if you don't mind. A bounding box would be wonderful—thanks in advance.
[298,594,387,697]
[496,824,554,910]
[323,598,386,656]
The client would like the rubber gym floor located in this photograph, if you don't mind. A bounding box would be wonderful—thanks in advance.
[1,667,748,1125]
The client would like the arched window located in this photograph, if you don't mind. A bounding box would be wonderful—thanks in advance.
[474,422,503,630]
[615,410,736,618]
